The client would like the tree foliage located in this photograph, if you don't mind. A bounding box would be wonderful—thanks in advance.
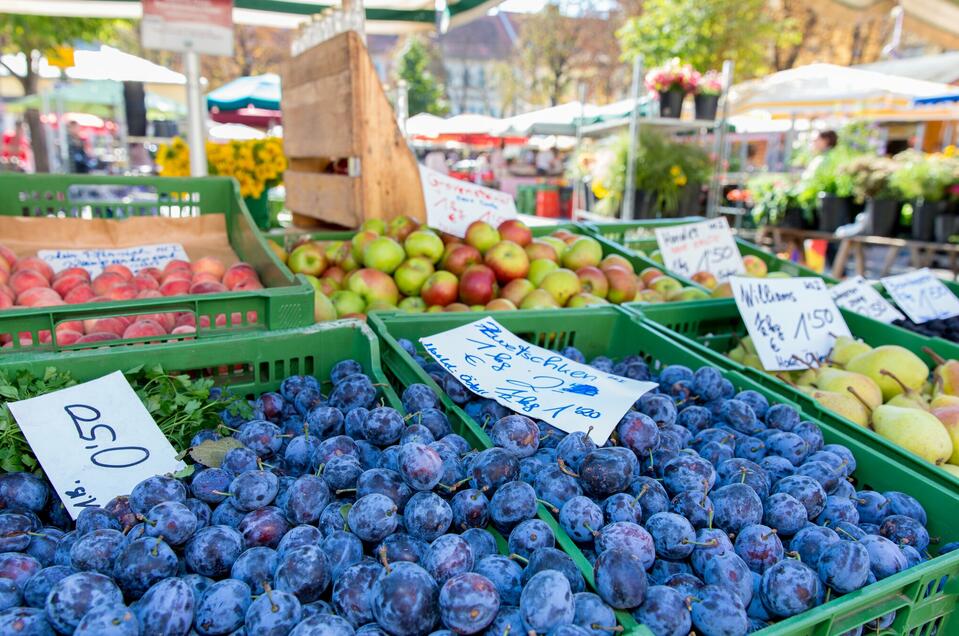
[394,37,447,116]
[617,0,800,78]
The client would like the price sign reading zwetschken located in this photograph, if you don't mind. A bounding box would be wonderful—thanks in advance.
[8,371,183,519]
[731,276,851,371]
[881,268,959,324]
[419,317,657,444]
[654,218,745,283]
[830,275,904,324]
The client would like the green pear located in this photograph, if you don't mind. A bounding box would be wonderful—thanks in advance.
[871,405,953,465]
[728,345,746,363]
[830,335,872,367]
[942,464,959,478]
[814,368,883,410]
[846,346,928,402]
[799,387,870,426]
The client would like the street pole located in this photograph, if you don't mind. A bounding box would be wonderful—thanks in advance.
[622,55,643,220]
[185,50,207,177]
[706,59,734,218]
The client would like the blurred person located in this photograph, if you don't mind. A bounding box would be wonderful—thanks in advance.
[535,145,555,176]
[802,129,837,179]
[67,121,92,173]
[490,140,507,185]
[474,152,489,184]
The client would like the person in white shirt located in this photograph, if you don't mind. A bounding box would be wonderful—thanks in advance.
[535,147,555,176]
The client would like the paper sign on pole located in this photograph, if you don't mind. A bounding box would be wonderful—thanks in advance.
[731,276,851,371]
[881,268,959,324]
[419,317,657,444]
[420,166,517,238]
[830,275,904,324]
[38,243,190,277]
[654,218,746,282]
[141,0,234,57]
[8,372,183,519]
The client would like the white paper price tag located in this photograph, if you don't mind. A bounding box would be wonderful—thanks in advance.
[8,371,184,519]
[731,277,851,371]
[654,218,746,282]
[38,243,189,277]
[420,166,517,238]
[419,317,657,444]
[881,268,959,324]
[830,276,904,324]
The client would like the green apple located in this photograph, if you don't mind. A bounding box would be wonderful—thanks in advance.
[393,257,435,297]
[351,230,380,264]
[767,271,790,279]
[567,292,608,308]
[649,249,664,264]
[520,289,560,309]
[360,218,386,235]
[287,242,327,276]
[404,229,445,264]
[330,290,365,317]
[347,268,401,305]
[398,297,427,313]
[562,237,603,270]
[528,258,559,287]
[675,287,710,301]
[651,276,682,294]
[366,299,397,312]
[363,236,406,274]
[540,236,568,261]
[539,268,582,306]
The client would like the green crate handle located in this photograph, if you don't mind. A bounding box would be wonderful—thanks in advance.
[369,305,959,636]
[0,174,314,352]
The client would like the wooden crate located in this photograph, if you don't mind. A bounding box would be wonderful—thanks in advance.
[281,31,426,229]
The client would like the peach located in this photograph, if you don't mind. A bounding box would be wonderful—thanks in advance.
[133,273,160,292]
[139,312,176,332]
[76,332,119,344]
[198,316,212,329]
[0,257,8,275]
[38,330,53,344]
[13,257,53,282]
[161,269,192,283]
[53,266,90,282]
[17,287,62,307]
[0,294,12,310]
[106,283,138,300]
[64,284,96,304]
[190,272,221,285]
[55,329,84,346]
[0,244,17,267]
[232,279,263,292]
[84,317,127,337]
[52,274,88,297]
[174,312,196,328]
[159,279,191,296]
[56,320,84,336]
[122,319,167,339]
[136,290,162,299]
[102,264,133,280]
[0,269,7,286]
[191,256,227,280]
[171,325,196,337]
[223,263,259,290]
[0,284,13,302]
[10,269,50,296]
[137,267,163,281]
[91,272,126,296]
[163,259,192,274]
[190,281,227,295]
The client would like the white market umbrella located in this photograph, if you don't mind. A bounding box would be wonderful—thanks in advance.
[208,123,266,141]
[494,101,598,137]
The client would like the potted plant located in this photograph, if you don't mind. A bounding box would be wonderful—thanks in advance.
[747,175,803,228]
[891,150,954,241]
[693,70,722,121]
[798,148,856,232]
[839,155,901,236]
[645,59,695,119]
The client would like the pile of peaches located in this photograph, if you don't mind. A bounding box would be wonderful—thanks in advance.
[0,243,264,347]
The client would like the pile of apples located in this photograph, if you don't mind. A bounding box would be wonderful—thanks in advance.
[636,244,784,298]
[0,243,263,347]
[730,334,959,477]
[275,217,708,320]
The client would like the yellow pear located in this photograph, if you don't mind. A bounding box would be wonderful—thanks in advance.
[932,406,959,464]
[830,336,872,367]
[799,387,870,427]
[871,405,953,465]
[728,345,746,363]
[941,464,959,478]
[795,368,818,386]
[741,336,756,355]
[814,368,883,410]
[886,393,930,411]
[742,353,764,371]
[846,346,928,402]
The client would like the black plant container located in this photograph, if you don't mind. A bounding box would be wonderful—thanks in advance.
[913,200,946,242]
[658,89,685,118]
[865,198,900,236]
[818,193,852,232]
[694,94,719,120]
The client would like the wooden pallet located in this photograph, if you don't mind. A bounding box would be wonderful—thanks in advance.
[281,30,426,229]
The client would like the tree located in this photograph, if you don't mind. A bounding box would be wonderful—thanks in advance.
[516,4,581,106]
[394,37,447,116]
[0,15,123,172]
[617,0,800,79]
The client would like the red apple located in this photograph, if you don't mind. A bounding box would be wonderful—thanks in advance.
[501,279,536,306]
[459,264,497,306]
[484,240,530,284]
[13,257,53,282]
[601,254,635,274]
[421,271,459,307]
[690,271,719,290]
[324,267,346,285]
[485,298,518,311]
[497,219,533,247]
[442,244,482,277]
[347,268,400,306]
[639,267,664,286]
[606,267,638,304]
[576,266,609,298]
[539,269,581,306]
[525,240,559,263]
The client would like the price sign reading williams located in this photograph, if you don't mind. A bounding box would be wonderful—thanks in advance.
[8,372,183,519]
[731,277,851,371]
[881,268,959,324]
[830,275,904,324]
[419,318,657,445]
[654,218,745,283]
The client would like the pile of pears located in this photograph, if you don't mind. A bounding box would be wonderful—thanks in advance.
[730,335,959,476]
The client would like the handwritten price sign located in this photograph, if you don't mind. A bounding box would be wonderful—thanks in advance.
[731,277,851,371]
[654,218,745,282]
[420,318,657,444]
[420,166,517,238]
[39,243,189,277]
[830,275,904,324]
[881,268,959,324]
[8,371,183,519]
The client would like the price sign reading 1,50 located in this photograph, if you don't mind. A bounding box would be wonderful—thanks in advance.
[793,308,836,341]
[65,404,151,470]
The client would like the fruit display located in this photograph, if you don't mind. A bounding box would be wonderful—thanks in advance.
[274,218,710,321]
[892,315,959,344]
[0,246,265,348]
[374,309,959,635]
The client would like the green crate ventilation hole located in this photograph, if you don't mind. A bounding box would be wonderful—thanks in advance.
[15,185,205,219]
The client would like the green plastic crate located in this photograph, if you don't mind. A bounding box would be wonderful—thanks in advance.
[634,298,959,490]
[369,306,959,636]
[0,174,314,352]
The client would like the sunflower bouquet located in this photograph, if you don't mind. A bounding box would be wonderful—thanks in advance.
[156,137,287,199]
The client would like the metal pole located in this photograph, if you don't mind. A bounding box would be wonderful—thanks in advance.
[397,79,409,136]
[706,59,734,217]
[185,50,207,177]
[622,55,643,220]
[574,82,587,216]
[55,84,69,173]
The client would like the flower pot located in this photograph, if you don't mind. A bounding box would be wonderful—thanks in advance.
[244,192,270,230]
[817,193,852,232]
[912,200,945,241]
[694,94,719,120]
[778,207,804,229]
[657,89,686,118]
[935,213,957,243]
[864,198,900,236]
[628,189,658,218]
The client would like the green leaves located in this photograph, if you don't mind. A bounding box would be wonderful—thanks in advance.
[0,367,77,473]
[189,437,245,468]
